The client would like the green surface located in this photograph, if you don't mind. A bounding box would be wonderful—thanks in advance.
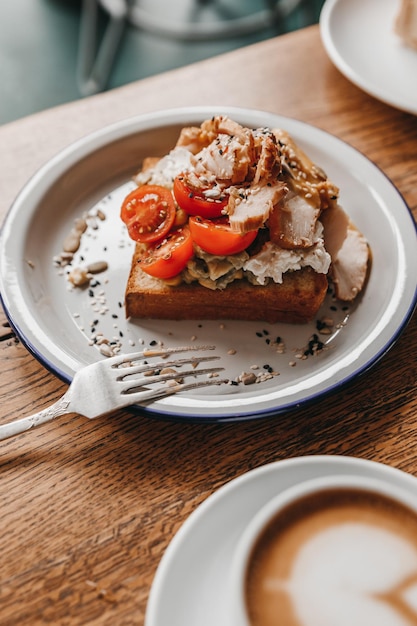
[0,0,325,125]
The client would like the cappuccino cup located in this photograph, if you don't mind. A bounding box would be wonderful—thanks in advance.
[229,474,417,626]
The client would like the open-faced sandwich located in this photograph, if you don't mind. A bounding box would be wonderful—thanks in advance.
[120,116,370,323]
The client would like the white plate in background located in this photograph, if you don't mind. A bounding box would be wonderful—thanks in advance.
[320,0,417,115]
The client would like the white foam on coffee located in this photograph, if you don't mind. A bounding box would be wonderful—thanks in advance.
[266,522,417,626]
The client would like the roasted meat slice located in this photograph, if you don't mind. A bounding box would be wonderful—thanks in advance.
[191,132,253,185]
[273,128,339,211]
[321,203,370,301]
[269,192,321,249]
[227,180,287,233]
[176,115,251,155]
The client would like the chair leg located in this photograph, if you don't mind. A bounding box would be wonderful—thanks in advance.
[77,0,127,96]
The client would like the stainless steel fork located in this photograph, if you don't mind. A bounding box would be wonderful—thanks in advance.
[0,346,226,441]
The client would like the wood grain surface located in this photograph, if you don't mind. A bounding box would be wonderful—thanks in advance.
[0,25,416,625]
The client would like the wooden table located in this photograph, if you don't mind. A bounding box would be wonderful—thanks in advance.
[0,25,416,625]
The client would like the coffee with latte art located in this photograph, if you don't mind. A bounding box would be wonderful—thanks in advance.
[245,488,417,626]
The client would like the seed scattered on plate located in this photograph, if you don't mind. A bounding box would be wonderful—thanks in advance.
[239,372,257,385]
[316,316,335,335]
[99,344,114,357]
[68,267,90,287]
[74,217,88,233]
[63,230,82,254]
[87,261,108,274]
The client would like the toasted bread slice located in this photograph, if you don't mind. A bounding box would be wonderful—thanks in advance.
[125,245,328,323]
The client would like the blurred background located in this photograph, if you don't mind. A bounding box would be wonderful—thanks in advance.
[0,0,325,126]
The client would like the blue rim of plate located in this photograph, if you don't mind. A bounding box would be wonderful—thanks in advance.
[0,106,416,422]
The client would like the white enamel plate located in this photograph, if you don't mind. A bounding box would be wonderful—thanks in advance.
[0,106,416,420]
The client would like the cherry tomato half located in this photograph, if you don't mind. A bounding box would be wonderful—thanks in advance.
[121,185,176,243]
[138,226,194,279]
[189,216,258,256]
[173,176,228,219]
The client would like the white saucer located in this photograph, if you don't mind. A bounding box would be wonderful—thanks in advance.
[145,455,417,626]
[320,0,417,115]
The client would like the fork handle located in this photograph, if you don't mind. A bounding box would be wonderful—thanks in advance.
[0,396,71,442]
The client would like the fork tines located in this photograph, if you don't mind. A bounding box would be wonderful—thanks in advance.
[112,345,217,368]
[115,346,225,394]
[110,345,226,395]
